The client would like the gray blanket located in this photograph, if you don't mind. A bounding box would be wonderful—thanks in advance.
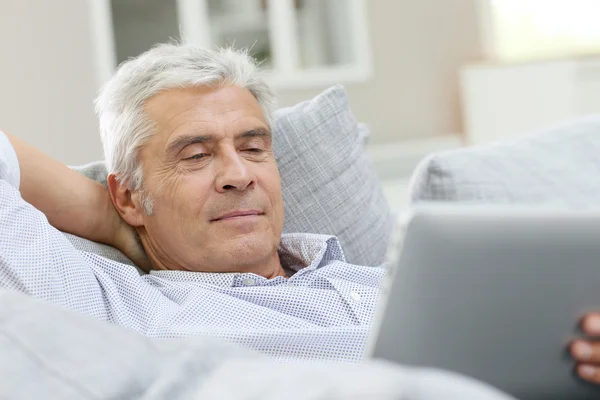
[0,290,515,399]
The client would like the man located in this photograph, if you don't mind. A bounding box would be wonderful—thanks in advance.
[0,42,598,385]
[1,43,382,363]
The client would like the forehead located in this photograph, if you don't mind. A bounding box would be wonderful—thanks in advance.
[144,85,266,134]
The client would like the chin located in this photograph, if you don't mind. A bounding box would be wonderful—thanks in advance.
[225,233,276,266]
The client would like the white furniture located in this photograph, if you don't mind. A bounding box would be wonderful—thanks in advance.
[462,0,600,144]
[460,56,600,144]
[89,0,372,89]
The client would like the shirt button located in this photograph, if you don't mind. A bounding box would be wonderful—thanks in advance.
[243,278,256,286]
[350,291,361,302]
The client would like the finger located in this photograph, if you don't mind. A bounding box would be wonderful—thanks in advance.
[581,313,600,336]
[577,364,600,384]
[570,340,600,363]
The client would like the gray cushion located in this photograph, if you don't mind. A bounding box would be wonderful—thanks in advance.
[68,85,392,268]
[409,115,600,206]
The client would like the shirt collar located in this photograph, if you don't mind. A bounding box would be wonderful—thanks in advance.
[278,233,345,273]
[148,233,346,287]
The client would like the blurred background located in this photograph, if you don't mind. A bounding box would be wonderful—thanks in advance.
[2,0,600,205]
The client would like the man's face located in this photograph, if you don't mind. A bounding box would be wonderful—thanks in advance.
[134,85,284,274]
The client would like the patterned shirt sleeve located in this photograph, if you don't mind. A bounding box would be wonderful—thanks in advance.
[0,131,109,320]
[0,131,20,189]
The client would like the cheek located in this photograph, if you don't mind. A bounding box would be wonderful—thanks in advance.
[259,165,284,214]
[146,170,191,216]
[161,173,212,216]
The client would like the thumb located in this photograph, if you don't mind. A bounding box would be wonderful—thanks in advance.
[582,313,600,336]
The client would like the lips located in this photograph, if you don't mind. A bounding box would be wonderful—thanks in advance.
[212,210,263,221]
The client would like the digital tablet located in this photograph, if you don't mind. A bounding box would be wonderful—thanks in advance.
[368,206,600,400]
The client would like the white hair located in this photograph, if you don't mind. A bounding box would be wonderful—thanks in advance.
[95,42,276,193]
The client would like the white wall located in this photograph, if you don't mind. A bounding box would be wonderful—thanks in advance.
[0,0,483,164]
[277,0,484,145]
[461,56,600,144]
[0,0,101,165]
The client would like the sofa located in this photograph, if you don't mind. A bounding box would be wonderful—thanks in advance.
[408,115,600,207]
[69,103,600,272]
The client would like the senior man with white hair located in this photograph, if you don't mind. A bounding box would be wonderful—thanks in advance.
[1,43,382,362]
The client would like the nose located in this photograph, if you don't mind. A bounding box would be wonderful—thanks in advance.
[215,151,254,192]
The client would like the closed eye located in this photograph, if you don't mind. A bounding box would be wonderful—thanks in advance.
[244,148,264,153]
[184,153,209,160]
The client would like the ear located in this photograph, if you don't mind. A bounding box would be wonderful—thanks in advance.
[107,174,145,227]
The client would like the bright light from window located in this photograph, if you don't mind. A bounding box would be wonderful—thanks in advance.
[490,0,600,62]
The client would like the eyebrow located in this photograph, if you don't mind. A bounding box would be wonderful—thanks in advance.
[166,128,271,156]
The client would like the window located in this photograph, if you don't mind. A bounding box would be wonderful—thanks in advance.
[483,0,600,62]
[90,0,372,89]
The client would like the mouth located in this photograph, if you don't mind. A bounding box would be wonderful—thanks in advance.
[211,210,264,222]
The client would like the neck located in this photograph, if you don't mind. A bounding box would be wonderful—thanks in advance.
[260,251,286,278]
[138,228,287,278]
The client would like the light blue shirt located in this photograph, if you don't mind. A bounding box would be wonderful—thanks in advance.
[0,132,385,362]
